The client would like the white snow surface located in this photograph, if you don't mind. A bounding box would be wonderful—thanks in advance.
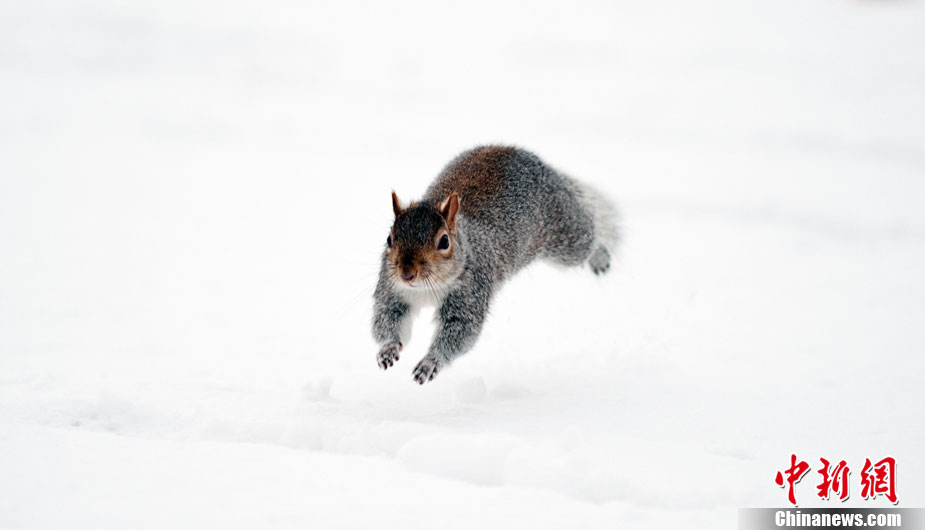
[2,0,924,528]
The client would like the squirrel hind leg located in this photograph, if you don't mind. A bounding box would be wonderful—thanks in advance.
[588,244,611,275]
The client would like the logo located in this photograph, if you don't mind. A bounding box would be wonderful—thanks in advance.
[775,454,898,506]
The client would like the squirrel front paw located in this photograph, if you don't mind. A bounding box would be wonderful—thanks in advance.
[377,342,402,370]
[412,356,442,385]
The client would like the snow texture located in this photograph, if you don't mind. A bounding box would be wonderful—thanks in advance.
[1,0,924,528]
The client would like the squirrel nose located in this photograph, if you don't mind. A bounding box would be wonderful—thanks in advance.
[401,272,416,283]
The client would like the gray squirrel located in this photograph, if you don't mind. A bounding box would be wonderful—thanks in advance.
[372,145,618,384]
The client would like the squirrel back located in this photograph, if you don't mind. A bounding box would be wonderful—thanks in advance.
[422,145,616,280]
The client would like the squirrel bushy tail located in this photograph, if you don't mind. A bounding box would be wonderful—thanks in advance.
[571,177,619,275]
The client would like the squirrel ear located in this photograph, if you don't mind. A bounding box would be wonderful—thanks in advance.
[391,191,403,217]
[439,191,460,231]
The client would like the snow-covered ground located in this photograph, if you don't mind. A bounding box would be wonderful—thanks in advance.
[1,0,924,528]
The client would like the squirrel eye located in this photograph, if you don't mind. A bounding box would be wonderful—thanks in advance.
[386,235,392,248]
[437,234,449,250]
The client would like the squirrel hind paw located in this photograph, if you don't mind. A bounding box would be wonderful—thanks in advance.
[588,245,611,275]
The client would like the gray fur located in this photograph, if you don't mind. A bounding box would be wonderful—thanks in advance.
[372,145,618,384]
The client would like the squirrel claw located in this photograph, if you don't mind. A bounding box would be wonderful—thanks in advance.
[377,342,402,370]
[412,357,441,384]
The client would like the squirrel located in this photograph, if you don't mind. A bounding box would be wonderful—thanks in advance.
[372,145,618,384]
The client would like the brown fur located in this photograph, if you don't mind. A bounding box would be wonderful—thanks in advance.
[389,238,454,283]
[425,146,516,217]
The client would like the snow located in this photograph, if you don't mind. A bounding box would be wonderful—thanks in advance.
[2,0,924,528]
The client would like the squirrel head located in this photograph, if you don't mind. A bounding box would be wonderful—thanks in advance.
[385,191,462,290]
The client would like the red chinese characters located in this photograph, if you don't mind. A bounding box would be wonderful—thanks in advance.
[817,458,850,501]
[775,455,897,506]
[860,457,897,504]
[775,454,811,506]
